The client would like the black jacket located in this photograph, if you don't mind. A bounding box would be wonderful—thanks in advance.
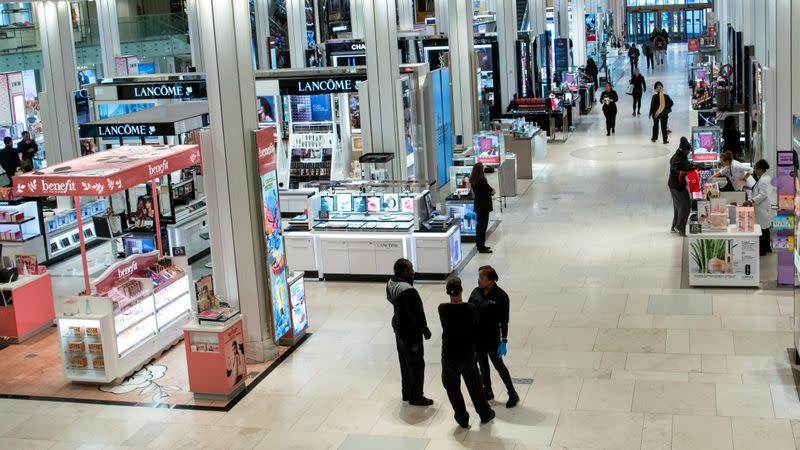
[0,146,19,179]
[649,93,674,118]
[386,277,430,340]
[468,285,510,352]
[600,90,619,112]
[438,302,478,361]
[668,150,695,191]
[17,140,37,163]
[630,74,646,94]
[628,47,640,62]
[722,127,743,158]
[472,176,493,213]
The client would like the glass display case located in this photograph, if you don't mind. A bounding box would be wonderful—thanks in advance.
[44,199,106,261]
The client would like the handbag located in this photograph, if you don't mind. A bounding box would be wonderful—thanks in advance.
[625,84,634,95]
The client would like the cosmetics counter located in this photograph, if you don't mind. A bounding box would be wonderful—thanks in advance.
[0,273,55,342]
[284,190,461,279]
[54,252,192,383]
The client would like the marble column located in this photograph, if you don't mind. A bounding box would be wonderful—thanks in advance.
[447,0,477,146]
[36,1,79,165]
[496,0,518,107]
[95,0,121,77]
[286,0,307,68]
[196,0,279,362]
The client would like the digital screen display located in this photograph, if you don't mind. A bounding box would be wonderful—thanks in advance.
[401,196,415,213]
[124,236,155,256]
[98,103,155,120]
[336,193,352,212]
[383,193,400,212]
[353,196,367,212]
[367,196,381,212]
[320,196,334,212]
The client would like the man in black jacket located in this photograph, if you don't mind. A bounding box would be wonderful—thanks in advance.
[0,137,19,186]
[668,137,695,236]
[439,277,495,427]
[468,265,519,408]
[387,258,433,406]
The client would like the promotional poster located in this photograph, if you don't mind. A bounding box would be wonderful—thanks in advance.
[289,277,308,336]
[688,237,759,286]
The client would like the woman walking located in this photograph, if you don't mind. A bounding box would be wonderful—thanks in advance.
[469,163,495,254]
[668,137,695,236]
[599,82,619,135]
[649,81,674,144]
[468,266,519,408]
[629,68,646,115]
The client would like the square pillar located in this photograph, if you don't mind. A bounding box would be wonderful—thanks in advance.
[36,1,79,165]
[286,0,307,68]
[448,0,477,146]
[496,0,518,107]
[96,0,121,77]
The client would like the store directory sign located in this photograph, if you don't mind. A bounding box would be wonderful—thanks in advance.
[255,127,291,341]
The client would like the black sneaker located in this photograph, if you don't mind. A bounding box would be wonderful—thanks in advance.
[506,393,520,408]
[485,390,495,401]
[480,409,496,424]
[455,414,469,428]
[409,396,434,406]
[478,248,493,254]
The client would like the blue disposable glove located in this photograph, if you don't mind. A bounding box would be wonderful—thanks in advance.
[497,341,507,358]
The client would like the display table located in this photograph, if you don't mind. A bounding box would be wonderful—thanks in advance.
[687,225,761,287]
[0,273,54,342]
[504,133,535,179]
[183,314,247,400]
[413,226,462,277]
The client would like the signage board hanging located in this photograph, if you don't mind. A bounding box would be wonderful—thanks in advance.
[278,75,366,96]
[116,81,207,100]
[79,122,176,138]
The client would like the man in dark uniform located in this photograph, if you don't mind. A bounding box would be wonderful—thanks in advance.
[386,258,433,406]
[0,137,20,186]
[17,131,38,172]
[439,277,495,428]
[469,265,519,408]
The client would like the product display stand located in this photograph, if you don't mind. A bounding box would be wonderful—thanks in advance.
[774,151,795,286]
[687,225,761,287]
[183,314,247,400]
[0,273,54,342]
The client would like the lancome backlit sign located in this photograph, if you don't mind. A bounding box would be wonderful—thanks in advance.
[80,122,175,138]
[116,81,207,100]
[279,75,367,96]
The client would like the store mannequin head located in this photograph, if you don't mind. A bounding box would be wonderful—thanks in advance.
[469,163,486,187]
[477,265,499,291]
[720,151,734,167]
[754,159,770,177]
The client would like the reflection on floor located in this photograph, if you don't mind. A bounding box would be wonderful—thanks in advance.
[0,45,798,449]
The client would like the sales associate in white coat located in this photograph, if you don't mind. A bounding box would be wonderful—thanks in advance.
[744,159,773,256]
[712,151,749,191]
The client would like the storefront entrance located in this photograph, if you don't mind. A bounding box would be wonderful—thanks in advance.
[626,3,712,43]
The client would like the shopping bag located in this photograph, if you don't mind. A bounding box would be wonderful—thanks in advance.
[625,84,634,95]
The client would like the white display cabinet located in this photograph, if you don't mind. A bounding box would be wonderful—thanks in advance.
[0,198,45,261]
[55,252,192,383]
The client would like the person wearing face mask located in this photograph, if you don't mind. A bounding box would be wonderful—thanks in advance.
[386,258,433,406]
[668,137,696,236]
[438,277,495,428]
[743,159,773,255]
[599,82,619,136]
[468,265,519,408]
[649,82,674,144]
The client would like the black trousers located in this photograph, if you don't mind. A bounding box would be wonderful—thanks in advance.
[442,357,493,422]
[603,107,617,133]
[632,92,643,113]
[652,114,669,143]
[475,209,490,250]
[670,187,691,234]
[396,335,425,400]
[646,54,654,69]
[760,227,771,255]
[477,348,516,396]
[630,60,638,74]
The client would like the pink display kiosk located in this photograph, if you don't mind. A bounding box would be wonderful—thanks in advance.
[0,273,54,342]
[12,145,202,382]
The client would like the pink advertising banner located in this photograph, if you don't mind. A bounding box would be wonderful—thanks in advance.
[13,144,201,197]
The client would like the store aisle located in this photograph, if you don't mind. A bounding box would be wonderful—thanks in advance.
[0,45,797,450]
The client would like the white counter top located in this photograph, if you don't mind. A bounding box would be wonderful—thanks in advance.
[183,313,243,333]
[687,224,762,238]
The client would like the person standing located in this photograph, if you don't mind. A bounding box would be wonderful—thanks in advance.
[668,137,695,236]
[628,43,640,74]
[711,151,749,191]
[17,131,38,172]
[438,277,496,428]
[599,82,619,136]
[470,163,495,254]
[629,68,646,116]
[0,137,20,186]
[643,39,655,70]
[745,159,773,255]
[721,116,743,160]
[649,81,673,144]
[585,58,599,94]
[469,265,519,408]
[386,258,433,406]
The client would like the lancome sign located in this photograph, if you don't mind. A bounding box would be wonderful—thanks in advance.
[279,75,366,96]
[80,122,175,138]
[116,81,207,99]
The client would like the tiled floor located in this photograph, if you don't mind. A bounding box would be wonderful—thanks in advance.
[2,45,800,449]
